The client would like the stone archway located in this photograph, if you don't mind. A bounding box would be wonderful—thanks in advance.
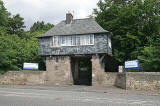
[71,56,92,86]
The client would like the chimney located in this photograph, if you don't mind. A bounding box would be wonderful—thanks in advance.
[66,13,73,24]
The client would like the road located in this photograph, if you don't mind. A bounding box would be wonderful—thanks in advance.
[0,86,159,106]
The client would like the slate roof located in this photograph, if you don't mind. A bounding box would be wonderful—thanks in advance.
[39,18,108,37]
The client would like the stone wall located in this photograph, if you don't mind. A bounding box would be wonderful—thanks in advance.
[46,56,73,86]
[92,55,118,86]
[126,72,160,91]
[112,72,160,91]
[91,69,160,91]
[0,71,46,85]
[92,55,105,85]
[103,72,118,86]
[115,73,126,89]
[0,69,159,92]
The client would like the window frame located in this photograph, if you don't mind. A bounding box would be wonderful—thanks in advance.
[51,35,95,47]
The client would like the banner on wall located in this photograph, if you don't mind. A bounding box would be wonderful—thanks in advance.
[23,63,39,70]
[124,60,139,72]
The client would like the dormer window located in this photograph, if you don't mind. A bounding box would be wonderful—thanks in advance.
[51,35,94,47]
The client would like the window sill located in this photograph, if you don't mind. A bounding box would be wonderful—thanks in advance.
[51,44,94,48]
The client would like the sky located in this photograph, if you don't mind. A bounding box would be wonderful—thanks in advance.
[3,0,99,30]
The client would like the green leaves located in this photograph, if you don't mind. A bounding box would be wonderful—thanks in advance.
[138,46,160,72]
[0,0,8,26]
[0,0,55,72]
[30,21,54,32]
[7,14,26,37]
[0,32,46,71]
[0,0,26,38]
[94,0,160,71]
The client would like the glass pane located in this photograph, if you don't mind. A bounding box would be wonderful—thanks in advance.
[108,37,111,48]
[62,36,65,45]
[51,35,94,47]
[90,35,94,44]
[72,36,76,45]
[66,36,71,46]
[76,36,80,46]
[80,36,84,45]
[53,36,57,46]
[86,35,90,45]
[70,36,73,46]
[58,36,62,46]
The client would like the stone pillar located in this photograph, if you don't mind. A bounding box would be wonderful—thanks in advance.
[92,55,105,85]
[46,56,73,86]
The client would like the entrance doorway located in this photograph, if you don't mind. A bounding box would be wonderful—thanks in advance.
[71,56,92,86]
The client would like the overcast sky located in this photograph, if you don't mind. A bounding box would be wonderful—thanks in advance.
[3,0,99,30]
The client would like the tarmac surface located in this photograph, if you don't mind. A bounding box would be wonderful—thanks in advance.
[0,85,159,106]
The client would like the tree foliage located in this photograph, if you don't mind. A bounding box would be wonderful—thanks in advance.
[0,0,8,26]
[94,0,160,71]
[0,0,160,72]
[0,0,53,73]
[138,46,160,72]
[30,21,53,32]
[7,14,26,37]
[0,0,9,34]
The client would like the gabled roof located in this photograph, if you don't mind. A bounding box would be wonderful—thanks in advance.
[39,18,108,37]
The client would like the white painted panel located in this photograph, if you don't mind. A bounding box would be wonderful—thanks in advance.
[23,63,39,70]
[125,60,138,68]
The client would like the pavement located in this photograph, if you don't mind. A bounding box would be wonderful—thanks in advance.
[0,85,160,106]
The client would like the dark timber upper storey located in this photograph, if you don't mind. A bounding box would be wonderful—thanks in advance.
[38,13,112,56]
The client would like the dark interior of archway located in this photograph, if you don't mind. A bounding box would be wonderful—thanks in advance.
[71,56,92,86]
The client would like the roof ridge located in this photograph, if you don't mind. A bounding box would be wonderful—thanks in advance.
[73,18,93,20]
[61,18,94,22]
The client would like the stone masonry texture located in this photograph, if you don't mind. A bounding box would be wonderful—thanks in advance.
[0,70,160,91]
[126,72,160,91]
[0,71,46,85]
[91,55,118,86]
[45,56,73,86]
[92,55,105,85]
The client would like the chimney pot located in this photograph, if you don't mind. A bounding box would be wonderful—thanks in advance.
[66,13,73,24]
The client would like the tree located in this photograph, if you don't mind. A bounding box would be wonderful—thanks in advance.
[0,34,24,71]
[7,14,26,37]
[0,32,46,72]
[0,0,51,73]
[0,0,10,35]
[138,46,160,72]
[0,0,8,26]
[30,21,53,32]
[93,0,160,71]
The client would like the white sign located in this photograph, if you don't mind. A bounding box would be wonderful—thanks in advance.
[125,60,138,69]
[23,63,39,70]
[118,66,123,72]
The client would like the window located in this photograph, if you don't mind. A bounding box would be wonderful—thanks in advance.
[52,36,58,46]
[51,35,94,47]
[62,36,65,45]
[72,36,76,45]
[90,35,94,45]
[108,37,112,48]
[76,36,80,45]
[86,35,90,45]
